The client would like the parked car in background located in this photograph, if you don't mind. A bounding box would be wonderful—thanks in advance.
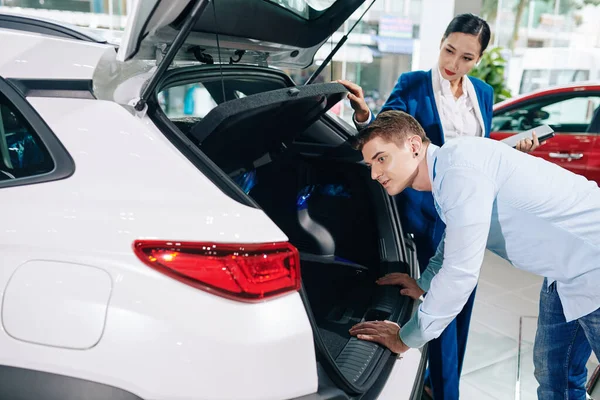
[491,83,600,183]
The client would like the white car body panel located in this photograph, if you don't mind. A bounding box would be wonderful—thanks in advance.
[3,260,113,350]
[377,348,424,400]
[0,29,147,105]
[3,96,287,247]
[0,96,317,399]
[1,260,316,400]
[0,29,113,80]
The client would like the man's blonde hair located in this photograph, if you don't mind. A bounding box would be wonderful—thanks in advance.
[353,110,430,151]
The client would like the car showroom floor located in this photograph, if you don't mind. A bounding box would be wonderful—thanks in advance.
[458,251,599,399]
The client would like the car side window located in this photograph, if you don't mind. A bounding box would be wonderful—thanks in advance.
[520,69,589,94]
[492,95,600,134]
[157,76,291,137]
[540,96,600,131]
[0,93,54,181]
[158,83,218,119]
[157,76,290,120]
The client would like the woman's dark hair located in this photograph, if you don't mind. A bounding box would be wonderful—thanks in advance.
[442,13,491,55]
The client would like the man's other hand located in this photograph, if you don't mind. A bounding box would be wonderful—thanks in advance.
[376,273,425,300]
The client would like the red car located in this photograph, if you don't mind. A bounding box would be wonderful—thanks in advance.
[491,83,600,183]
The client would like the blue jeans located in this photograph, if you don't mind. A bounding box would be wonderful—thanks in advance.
[534,278,600,400]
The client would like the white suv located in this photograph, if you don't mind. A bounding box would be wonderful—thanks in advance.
[0,1,425,399]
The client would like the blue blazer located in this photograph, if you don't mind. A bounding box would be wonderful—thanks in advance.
[377,69,494,145]
[362,70,494,267]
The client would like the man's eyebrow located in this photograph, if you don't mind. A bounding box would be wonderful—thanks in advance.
[371,151,384,161]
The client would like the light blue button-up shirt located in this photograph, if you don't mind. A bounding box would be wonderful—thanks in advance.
[400,137,600,349]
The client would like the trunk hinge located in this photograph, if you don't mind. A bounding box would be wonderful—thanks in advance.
[133,0,210,112]
[129,97,148,118]
[155,43,168,66]
[257,53,269,68]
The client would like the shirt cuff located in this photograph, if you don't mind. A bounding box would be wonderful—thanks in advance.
[353,110,371,128]
[416,272,433,293]
[399,310,428,349]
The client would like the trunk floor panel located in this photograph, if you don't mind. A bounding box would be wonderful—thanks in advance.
[308,290,373,359]
[318,325,352,360]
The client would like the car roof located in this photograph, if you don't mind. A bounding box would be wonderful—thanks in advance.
[0,11,108,43]
[0,28,115,81]
[494,81,600,111]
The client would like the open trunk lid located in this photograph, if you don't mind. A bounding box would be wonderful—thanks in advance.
[184,81,348,174]
[117,0,366,69]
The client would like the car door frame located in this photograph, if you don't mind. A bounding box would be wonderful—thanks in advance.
[0,76,75,189]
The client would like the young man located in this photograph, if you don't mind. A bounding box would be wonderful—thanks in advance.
[349,110,600,399]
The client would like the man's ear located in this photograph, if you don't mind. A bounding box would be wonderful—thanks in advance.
[407,135,423,155]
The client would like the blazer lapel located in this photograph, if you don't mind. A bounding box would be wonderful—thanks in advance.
[427,69,445,145]
[466,77,486,137]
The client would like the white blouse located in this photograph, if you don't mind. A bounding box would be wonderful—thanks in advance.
[354,67,486,140]
[432,65,483,140]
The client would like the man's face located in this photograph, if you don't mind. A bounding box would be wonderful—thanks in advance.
[361,136,420,196]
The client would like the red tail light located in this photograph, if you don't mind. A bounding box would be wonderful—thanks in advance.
[133,241,301,302]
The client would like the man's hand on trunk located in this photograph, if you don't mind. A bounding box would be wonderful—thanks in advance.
[349,320,409,354]
[376,272,425,300]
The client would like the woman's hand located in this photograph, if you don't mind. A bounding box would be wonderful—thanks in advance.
[516,131,540,153]
[376,273,425,300]
[337,79,370,123]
